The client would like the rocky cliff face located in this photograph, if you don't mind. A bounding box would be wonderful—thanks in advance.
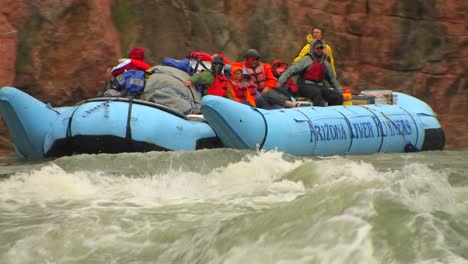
[0,0,466,156]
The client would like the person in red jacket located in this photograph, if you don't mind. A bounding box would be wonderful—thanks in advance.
[183,56,230,97]
[101,47,151,97]
[111,47,151,76]
[271,59,299,96]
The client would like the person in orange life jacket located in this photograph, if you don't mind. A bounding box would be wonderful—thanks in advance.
[218,49,276,94]
[218,49,297,108]
[183,56,229,97]
[229,65,258,106]
[277,39,343,106]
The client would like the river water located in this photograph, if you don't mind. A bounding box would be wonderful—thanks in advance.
[0,149,467,264]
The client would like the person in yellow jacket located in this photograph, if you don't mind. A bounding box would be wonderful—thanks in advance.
[292,27,336,76]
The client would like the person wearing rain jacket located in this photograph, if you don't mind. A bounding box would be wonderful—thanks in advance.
[102,47,151,97]
[278,39,343,106]
[292,27,336,77]
[183,56,229,97]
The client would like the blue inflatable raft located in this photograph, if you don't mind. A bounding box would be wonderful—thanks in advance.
[0,87,222,160]
[200,92,445,156]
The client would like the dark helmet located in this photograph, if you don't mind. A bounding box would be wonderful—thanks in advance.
[245,49,260,59]
[211,56,225,66]
[311,39,325,49]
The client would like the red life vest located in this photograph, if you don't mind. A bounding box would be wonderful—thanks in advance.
[207,75,229,97]
[286,79,299,93]
[303,59,325,82]
[243,63,267,91]
[230,80,258,101]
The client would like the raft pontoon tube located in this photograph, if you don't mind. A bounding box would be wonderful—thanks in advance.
[0,87,222,160]
[200,92,445,156]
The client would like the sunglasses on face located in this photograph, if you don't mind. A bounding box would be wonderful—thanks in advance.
[315,46,324,50]
[212,63,224,66]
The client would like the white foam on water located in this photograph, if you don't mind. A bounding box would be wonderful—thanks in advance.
[0,151,305,209]
[1,153,466,263]
[306,158,462,216]
[0,151,308,263]
[303,158,468,263]
[383,162,456,213]
[312,157,382,185]
[303,214,377,264]
[0,164,100,207]
[205,214,377,264]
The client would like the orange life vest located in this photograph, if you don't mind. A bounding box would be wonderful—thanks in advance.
[230,80,257,101]
[243,63,267,91]
[207,75,229,97]
[303,59,325,82]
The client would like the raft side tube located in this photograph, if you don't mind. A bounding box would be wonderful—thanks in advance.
[0,87,59,160]
[394,92,435,115]
[421,128,445,151]
[44,100,221,156]
[261,107,351,156]
[394,92,445,150]
[201,96,266,149]
[350,104,422,153]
